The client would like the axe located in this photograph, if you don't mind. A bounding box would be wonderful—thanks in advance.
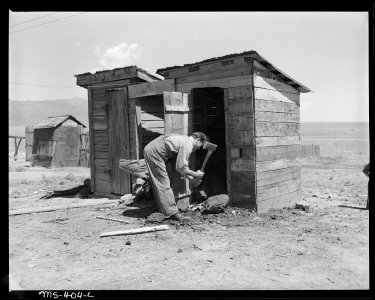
[187,142,218,189]
[200,142,218,172]
[189,142,217,188]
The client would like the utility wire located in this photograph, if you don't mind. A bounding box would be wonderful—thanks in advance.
[9,82,81,89]
[9,12,85,34]
[9,12,60,27]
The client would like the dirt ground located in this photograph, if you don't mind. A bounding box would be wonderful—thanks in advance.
[8,153,369,290]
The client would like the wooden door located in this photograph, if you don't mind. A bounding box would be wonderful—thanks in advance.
[163,91,192,206]
[163,92,192,135]
[107,88,131,195]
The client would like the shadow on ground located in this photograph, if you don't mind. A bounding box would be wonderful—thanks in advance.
[121,202,157,219]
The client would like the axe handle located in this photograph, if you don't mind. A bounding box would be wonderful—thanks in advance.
[200,150,213,172]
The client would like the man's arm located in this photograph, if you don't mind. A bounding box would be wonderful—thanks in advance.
[185,169,205,180]
[175,140,205,179]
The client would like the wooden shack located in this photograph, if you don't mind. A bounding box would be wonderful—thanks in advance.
[31,115,88,168]
[75,51,311,212]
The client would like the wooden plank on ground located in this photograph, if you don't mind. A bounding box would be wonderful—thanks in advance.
[256,145,301,161]
[255,122,300,136]
[256,167,300,187]
[256,158,299,172]
[99,225,170,238]
[128,79,175,98]
[257,178,301,202]
[176,75,252,93]
[256,190,301,213]
[96,216,131,224]
[254,87,300,104]
[253,75,299,94]
[256,136,300,147]
[255,99,298,113]
[9,199,116,216]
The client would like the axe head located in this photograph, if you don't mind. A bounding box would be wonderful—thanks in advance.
[203,141,217,151]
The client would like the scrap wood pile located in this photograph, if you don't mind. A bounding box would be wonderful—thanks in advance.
[119,158,230,214]
[119,159,153,205]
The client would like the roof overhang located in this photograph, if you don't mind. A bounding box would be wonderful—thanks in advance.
[75,66,162,88]
[156,50,311,93]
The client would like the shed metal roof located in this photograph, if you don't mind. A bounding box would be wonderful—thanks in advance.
[156,50,311,93]
[33,115,86,129]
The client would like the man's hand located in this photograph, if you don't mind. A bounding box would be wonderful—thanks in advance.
[192,179,202,188]
[195,170,205,179]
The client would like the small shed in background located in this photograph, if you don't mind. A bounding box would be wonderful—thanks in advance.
[31,115,89,168]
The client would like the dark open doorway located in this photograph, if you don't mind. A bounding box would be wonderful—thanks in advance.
[191,87,227,200]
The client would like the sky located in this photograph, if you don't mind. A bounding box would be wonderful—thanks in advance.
[9,11,369,122]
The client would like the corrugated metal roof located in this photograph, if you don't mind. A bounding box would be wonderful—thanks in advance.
[33,115,86,129]
[156,50,311,93]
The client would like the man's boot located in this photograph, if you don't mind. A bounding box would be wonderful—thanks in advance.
[168,212,191,222]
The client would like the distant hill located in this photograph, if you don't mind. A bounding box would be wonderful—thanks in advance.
[9,97,88,127]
